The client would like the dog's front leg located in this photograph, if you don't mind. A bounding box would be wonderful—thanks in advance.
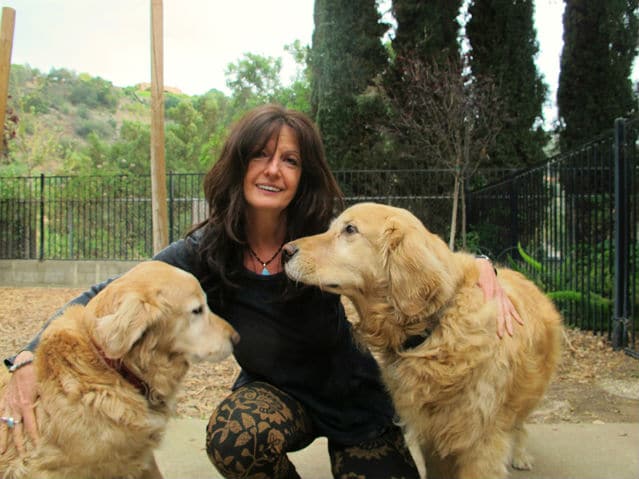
[420,447,457,479]
[139,454,164,479]
[455,432,510,479]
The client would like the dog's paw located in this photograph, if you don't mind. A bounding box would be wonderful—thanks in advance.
[511,451,533,470]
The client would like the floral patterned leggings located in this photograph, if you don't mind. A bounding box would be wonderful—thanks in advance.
[205,381,420,479]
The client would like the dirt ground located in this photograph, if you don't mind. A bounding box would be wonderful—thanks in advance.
[1,286,637,424]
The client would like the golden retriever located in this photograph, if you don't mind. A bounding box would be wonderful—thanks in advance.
[0,260,239,479]
[283,202,562,479]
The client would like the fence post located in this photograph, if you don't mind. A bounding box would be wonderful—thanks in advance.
[612,117,629,349]
[168,171,174,244]
[39,173,44,261]
[509,178,519,257]
[0,7,15,157]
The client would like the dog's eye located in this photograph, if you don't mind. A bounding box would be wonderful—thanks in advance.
[192,305,204,315]
[344,224,358,235]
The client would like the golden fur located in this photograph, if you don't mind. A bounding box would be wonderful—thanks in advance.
[284,202,562,479]
[0,261,239,479]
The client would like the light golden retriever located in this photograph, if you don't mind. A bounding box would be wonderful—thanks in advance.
[0,260,239,479]
[283,202,562,479]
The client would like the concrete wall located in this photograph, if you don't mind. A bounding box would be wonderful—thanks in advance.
[0,260,141,287]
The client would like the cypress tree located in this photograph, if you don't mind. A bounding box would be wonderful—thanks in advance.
[557,0,638,151]
[310,0,388,169]
[557,0,638,243]
[391,0,461,61]
[381,1,463,168]
[466,0,548,168]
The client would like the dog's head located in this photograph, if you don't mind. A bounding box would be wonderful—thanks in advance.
[89,261,239,362]
[284,202,457,319]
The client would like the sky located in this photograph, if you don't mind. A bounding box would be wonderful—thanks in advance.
[1,0,637,127]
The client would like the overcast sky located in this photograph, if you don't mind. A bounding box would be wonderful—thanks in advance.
[2,0,637,126]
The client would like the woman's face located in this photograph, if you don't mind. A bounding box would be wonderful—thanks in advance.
[243,125,302,215]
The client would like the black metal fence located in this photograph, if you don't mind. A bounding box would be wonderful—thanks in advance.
[0,168,513,261]
[468,117,638,357]
[0,118,637,356]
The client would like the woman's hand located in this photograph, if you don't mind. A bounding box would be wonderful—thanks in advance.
[0,351,40,455]
[476,258,523,338]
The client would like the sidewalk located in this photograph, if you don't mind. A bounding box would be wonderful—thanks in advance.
[155,418,639,479]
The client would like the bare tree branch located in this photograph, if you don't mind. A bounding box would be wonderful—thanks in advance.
[378,53,505,248]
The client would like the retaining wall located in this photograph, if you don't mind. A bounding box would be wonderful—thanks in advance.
[0,260,140,287]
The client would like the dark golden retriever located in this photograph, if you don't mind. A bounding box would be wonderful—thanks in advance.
[0,261,239,479]
[283,202,562,479]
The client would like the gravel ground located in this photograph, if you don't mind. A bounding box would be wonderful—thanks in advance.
[1,286,637,423]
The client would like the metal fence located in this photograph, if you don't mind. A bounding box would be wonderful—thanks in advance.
[0,118,637,356]
[468,117,638,357]
[0,168,514,261]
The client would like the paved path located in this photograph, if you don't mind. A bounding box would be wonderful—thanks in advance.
[155,418,639,479]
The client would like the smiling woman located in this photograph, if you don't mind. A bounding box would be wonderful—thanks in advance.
[242,125,302,241]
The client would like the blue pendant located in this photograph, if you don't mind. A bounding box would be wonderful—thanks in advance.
[261,267,270,275]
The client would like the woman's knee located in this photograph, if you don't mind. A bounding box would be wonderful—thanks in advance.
[329,425,420,479]
[205,382,312,478]
[206,405,286,469]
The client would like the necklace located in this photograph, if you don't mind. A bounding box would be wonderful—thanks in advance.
[248,242,285,275]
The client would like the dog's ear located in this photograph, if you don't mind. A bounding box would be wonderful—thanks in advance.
[382,216,453,318]
[94,293,161,359]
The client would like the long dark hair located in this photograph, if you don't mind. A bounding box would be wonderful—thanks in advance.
[189,104,344,294]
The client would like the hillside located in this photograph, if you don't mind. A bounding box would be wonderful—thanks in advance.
[2,59,310,177]
[3,64,193,175]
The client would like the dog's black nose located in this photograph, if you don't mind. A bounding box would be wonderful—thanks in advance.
[282,243,298,263]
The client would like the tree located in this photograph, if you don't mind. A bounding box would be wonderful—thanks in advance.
[165,99,206,172]
[381,1,463,169]
[225,49,312,114]
[466,0,548,168]
[69,74,120,110]
[276,40,312,114]
[557,0,638,151]
[556,0,638,243]
[378,54,504,248]
[391,0,461,61]
[193,90,233,169]
[102,121,151,175]
[310,0,389,168]
[5,113,65,174]
[2,102,18,159]
[225,53,284,110]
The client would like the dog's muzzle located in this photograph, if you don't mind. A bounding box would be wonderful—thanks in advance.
[282,243,298,263]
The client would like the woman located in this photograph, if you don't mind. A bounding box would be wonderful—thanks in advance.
[1,104,519,478]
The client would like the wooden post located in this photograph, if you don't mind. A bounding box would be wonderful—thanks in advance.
[150,0,168,253]
[0,7,16,156]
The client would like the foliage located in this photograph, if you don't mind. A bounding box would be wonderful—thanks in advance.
[390,0,461,62]
[3,45,312,176]
[509,242,624,327]
[74,116,116,139]
[225,53,284,109]
[69,73,120,110]
[310,0,389,169]
[2,101,18,158]
[466,0,549,168]
[278,40,312,114]
[376,53,505,248]
[516,241,542,272]
[4,111,69,174]
[557,0,639,151]
[225,50,311,115]
[381,1,463,160]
